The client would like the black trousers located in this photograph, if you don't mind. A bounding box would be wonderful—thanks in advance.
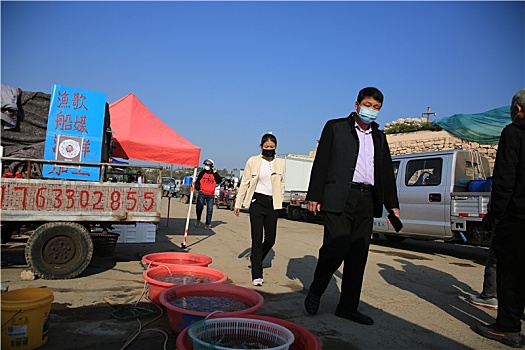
[309,187,374,312]
[480,235,497,298]
[249,192,279,280]
[492,217,525,333]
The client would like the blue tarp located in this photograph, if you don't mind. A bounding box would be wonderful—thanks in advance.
[433,106,511,145]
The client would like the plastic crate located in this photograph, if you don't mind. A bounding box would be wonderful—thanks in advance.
[112,223,156,243]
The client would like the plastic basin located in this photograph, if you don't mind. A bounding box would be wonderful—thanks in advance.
[143,265,227,304]
[142,252,213,268]
[176,315,322,350]
[159,284,264,334]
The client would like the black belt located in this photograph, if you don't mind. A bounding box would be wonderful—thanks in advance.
[350,182,373,192]
[254,192,273,200]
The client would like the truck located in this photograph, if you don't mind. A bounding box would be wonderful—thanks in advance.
[1,158,162,279]
[372,149,493,246]
[277,154,314,221]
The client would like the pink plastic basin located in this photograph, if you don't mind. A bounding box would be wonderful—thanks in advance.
[159,284,264,334]
[142,252,213,268]
[143,265,227,304]
[176,315,322,350]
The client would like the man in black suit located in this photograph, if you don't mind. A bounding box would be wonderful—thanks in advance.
[473,88,525,348]
[304,87,400,325]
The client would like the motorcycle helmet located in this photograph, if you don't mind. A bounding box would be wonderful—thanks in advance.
[203,159,214,167]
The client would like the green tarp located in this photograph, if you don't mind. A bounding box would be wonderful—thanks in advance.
[433,106,511,145]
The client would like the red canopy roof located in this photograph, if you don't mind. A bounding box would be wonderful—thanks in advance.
[109,93,200,167]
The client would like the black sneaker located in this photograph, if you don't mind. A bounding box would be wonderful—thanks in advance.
[473,323,524,348]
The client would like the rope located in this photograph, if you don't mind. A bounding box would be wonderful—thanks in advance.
[476,150,487,179]
[117,281,168,350]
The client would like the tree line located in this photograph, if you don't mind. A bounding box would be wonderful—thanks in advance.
[110,166,239,183]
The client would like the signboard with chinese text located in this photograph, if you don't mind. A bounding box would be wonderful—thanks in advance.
[43,85,106,181]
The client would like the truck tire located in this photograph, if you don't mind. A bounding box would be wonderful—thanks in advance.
[25,222,94,280]
[287,205,303,221]
[384,234,406,243]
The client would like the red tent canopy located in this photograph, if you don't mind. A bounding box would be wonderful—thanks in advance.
[109,93,200,167]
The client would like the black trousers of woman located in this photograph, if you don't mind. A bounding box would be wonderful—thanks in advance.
[249,192,279,280]
[309,187,374,313]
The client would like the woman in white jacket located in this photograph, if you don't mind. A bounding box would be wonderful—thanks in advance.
[234,133,285,286]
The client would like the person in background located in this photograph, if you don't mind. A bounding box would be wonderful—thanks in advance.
[194,159,222,229]
[234,133,285,286]
[137,171,143,184]
[218,178,234,203]
[304,87,400,326]
[468,210,498,310]
[473,88,525,348]
[170,178,177,197]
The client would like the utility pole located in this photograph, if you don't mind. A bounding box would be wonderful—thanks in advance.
[421,106,437,123]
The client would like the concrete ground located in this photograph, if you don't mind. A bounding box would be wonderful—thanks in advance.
[1,197,523,349]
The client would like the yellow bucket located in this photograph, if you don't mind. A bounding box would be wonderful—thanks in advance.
[1,288,54,350]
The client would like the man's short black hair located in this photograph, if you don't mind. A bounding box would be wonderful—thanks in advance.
[357,87,384,105]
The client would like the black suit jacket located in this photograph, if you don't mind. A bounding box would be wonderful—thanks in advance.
[490,117,525,221]
[306,113,399,217]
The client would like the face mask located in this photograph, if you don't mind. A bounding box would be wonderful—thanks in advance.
[204,165,211,171]
[262,149,276,157]
[358,106,379,124]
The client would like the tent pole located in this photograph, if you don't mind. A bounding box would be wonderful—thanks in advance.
[166,196,171,227]
[181,167,198,248]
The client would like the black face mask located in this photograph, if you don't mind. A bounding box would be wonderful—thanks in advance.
[262,149,276,158]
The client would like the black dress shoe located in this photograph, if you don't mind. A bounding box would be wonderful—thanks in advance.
[473,323,524,348]
[335,310,374,325]
[304,291,321,315]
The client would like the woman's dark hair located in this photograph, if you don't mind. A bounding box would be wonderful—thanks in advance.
[357,87,384,105]
[260,133,277,146]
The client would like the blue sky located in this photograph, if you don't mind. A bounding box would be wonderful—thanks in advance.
[2,1,524,171]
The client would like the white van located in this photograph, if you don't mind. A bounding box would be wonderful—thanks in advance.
[373,149,492,246]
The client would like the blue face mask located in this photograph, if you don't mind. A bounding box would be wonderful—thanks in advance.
[358,106,379,124]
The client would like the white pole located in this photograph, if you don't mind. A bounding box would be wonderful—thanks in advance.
[181,167,198,248]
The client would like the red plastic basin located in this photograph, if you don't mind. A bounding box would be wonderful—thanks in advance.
[143,265,227,304]
[142,252,213,268]
[159,284,264,334]
[176,315,322,350]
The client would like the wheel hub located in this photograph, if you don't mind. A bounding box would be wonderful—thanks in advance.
[43,236,77,264]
